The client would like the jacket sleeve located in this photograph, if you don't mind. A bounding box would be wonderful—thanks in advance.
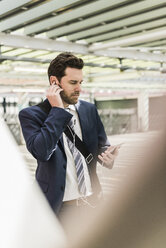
[94,106,110,154]
[94,107,118,169]
[19,106,72,162]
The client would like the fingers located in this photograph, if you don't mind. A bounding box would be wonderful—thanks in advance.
[103,150,113,159]
[46,83,63,96]
[98,151,114,162]
[46,84,63,95]
[46,84,64,108]
[98,153,114,168]
[106,145,121,154]
[98,145,121,168]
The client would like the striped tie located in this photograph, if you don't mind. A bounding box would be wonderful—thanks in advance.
[66,119,86,195]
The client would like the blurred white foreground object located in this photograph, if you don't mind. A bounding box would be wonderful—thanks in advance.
[70,129,166,248]
[0,118,66,248]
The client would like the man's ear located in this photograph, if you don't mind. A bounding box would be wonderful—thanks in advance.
[50,76,59,85]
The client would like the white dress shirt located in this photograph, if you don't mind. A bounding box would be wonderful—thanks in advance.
[63,105,93,201]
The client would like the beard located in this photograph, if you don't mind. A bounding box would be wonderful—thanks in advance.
[60,90,80,105]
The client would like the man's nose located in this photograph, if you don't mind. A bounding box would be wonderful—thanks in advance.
[75,83,81,91]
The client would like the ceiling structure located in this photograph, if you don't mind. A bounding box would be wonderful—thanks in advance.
[0,0,166,91]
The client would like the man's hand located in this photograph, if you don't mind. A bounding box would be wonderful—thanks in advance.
[98,144,121,169]
[46,82,64,108]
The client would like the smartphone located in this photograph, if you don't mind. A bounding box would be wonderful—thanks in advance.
[53,80,61,87]
[110,143,124,153]
[53,80,62,92]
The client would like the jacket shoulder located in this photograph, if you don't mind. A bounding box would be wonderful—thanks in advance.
[19,104,46,119]
[78,99,96,109]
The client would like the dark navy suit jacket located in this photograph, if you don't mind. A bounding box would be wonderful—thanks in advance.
[19,99,110,213]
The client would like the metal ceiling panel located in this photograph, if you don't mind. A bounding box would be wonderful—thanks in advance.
[1,46,16,53]
[0,0,31,16]
[22,50,51,58]
[86,18,166,43]
[34,52,59,60]
[67,7,166,41]
[0,0,166,76]
[3,48,33,56]
[137,39,166,47]
[46,0,165,38]
[89,27,166,51]
[24,0,128,35]
[0,0,80,32]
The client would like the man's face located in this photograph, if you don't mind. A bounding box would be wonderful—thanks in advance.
[59,67,83,106]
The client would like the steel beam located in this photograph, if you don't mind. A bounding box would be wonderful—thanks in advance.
[0,32,88,54]
[0,55,161,72]
[0,33,166,63]
[93,49,166,63]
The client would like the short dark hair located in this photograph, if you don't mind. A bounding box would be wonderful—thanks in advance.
[47,52,84,82]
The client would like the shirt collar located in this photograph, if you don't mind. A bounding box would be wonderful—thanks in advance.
[64,104,76,113]
[68,104,76,111]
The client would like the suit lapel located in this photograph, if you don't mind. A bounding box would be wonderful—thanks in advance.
[75,101,88,143]
[37,99,89,151]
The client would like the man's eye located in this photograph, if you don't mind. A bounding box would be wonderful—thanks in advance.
[70,81,82,85]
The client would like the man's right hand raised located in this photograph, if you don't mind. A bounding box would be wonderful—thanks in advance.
[46,82,64,108]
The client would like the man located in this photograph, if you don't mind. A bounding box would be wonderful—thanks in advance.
[19,52,119,219]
